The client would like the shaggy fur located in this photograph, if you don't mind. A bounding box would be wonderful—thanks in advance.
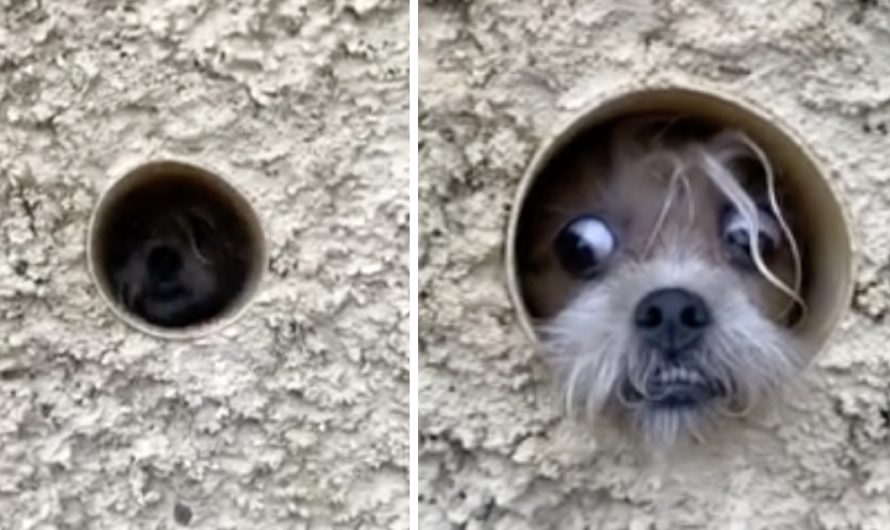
[518,116,805,448]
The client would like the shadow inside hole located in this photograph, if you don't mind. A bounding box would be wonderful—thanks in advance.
[97,172,255,328]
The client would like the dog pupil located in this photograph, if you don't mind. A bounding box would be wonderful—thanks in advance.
[560,231,598,276]
[573,239,596,266]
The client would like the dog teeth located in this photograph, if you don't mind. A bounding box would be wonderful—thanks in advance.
[656,367,704,385]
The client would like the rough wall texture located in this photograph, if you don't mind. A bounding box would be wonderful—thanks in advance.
[0,0,407,528]
[420,1,890,528]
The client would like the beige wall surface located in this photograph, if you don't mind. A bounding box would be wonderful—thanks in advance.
[420,1,890,529]
[0,0,408,528]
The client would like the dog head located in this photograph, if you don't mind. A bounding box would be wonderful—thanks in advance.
[518,117,805,447]
[106,200,244,328]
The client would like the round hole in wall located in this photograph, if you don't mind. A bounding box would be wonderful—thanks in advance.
[88,160,267,338]
[506,86,853,358]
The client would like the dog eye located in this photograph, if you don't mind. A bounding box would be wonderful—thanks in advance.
[721,208,782,267]
[554,215,616,278]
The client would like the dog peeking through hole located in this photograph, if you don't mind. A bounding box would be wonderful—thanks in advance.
[99,176,252,328]
[516,116,809,448]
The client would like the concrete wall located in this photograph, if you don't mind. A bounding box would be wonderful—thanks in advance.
[420,1,890,528]
[0,0,407,528]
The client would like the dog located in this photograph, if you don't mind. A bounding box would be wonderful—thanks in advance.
[517,116,806,448]
[103,189,248,328]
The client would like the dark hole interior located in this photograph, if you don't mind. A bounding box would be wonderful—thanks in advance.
[516,113,809,327]
[97,171,255,328]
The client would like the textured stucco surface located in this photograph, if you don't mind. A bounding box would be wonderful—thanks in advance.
[0,1,407,528]
[420,1,890,529]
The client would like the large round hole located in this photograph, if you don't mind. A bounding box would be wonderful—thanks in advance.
[506,86,854,359]
[88,160,266,338]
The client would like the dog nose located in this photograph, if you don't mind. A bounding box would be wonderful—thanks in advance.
[634,288,711,352]
[147,245,183,282]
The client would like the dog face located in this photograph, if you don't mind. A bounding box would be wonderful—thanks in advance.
[518,117,805,447]
[104,197,246,328]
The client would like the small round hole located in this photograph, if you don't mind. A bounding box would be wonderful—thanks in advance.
[88,160,267,338]
[506,86,854,359]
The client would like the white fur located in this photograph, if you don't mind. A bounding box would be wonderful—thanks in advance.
[534,127,804,448]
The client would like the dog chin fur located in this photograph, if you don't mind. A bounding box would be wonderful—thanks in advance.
[538,249,803,449]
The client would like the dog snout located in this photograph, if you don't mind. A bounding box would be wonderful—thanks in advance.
[634,288,711,353]
[147,244,183,283]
